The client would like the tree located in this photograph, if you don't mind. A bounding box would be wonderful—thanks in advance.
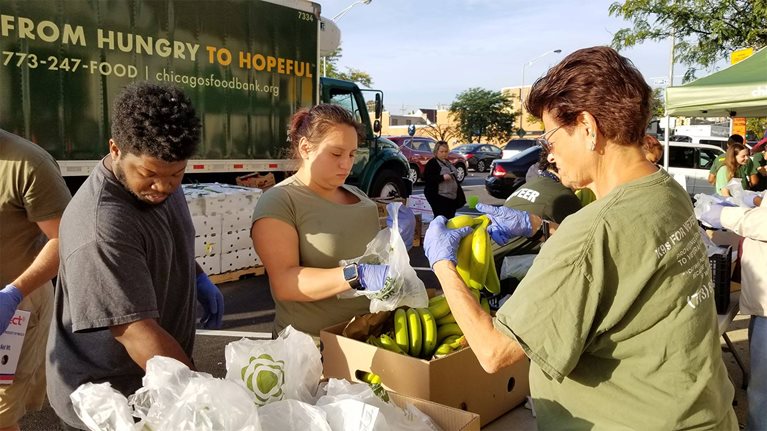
[324,47,374,88]
[747,118,767,139]
[651,87,664,118]
[609,0,767,81]
[422,122,460,143]
[449,88,516,144]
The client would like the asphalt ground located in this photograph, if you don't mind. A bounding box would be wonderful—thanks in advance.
[20,172,751,429]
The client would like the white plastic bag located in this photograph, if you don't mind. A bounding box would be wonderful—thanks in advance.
[500,254,537,281]
[316,378,441,431]
[71,382,138,431]
[693,193,735,221]
[339,201,428,312]
[225,325,322,406]
[152,377,261,431]
[258,399,331,431]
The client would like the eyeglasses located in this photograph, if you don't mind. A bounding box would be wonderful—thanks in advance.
[536,126,562,152]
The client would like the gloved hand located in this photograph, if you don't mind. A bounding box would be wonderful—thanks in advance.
[195,273,224,329]
[423,216,474,267]
[700,204,725,229]
[358,264,390,291]
[386,203,416,250]
[476,203,533,245]
[0,285,23,336]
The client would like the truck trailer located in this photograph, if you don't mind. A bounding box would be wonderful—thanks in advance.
[0,0,411,197]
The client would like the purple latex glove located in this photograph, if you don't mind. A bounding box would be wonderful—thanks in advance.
[386,203,416,250]
[700,204,726,229]
[358,264,390,291]
[196,273,224,329]
[0,285,23,336]
[476,203,533,245]
[423,216,474,267]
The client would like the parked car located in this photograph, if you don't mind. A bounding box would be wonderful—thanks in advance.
[665,141,725,195]
[452,143,502,172]
[386,136,467,184]
[502,139,537,159]
[485,146,541,199]
[669,134,729,150]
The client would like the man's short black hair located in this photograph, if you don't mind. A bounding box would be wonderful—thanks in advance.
[111,82,201,161]
[728,134,744,145]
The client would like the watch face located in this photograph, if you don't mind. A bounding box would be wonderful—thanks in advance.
[343,264,358,281]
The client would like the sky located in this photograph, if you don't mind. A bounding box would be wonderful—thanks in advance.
[318,0,722,115]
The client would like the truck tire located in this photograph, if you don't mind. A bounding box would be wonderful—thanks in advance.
[370,169,407,198]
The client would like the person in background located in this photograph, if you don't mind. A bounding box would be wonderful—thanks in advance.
[0,129,71,431]
[708,134,755,185]
[751,142,767,192]
[423,141,466,219]
[47,82,224,430]
[642,134,663,164]
[701,198,767,431]
[423,46,736,429]
[715,142,758,196]
[251,104,413,337]
[490,144,581,258]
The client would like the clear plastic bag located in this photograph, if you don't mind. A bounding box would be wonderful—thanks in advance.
[70,382,137,431]
[225,325,322,406]
[258,399,331,431]
[339,201,428,312]
[315,378,441,431]
[500,254,537,281]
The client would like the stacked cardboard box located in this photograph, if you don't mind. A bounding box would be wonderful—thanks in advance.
[184,184,262,275]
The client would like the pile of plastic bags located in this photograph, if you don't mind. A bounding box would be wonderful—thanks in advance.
[70,326,442,431]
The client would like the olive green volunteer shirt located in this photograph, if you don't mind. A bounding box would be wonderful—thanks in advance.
[252,175,379,336]
[0,130,71,286]
[494,169,737,430]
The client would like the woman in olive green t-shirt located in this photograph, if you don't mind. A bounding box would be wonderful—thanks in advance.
[251,104,390,337]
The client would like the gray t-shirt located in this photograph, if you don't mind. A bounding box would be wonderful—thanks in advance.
[46,159,197,429]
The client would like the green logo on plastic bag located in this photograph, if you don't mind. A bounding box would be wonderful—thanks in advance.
[241,353,286,405]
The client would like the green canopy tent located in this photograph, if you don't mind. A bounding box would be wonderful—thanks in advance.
[666,47,767,117]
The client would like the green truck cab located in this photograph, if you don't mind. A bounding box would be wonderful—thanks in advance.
[0,0,411,197]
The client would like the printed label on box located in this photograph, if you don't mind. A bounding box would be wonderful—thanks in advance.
[0,310,30,384]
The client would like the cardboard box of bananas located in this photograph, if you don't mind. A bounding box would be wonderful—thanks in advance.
[365,214,496,360]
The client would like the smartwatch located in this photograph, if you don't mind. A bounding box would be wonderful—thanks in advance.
[540,219,551,241]
[343,263,364,290]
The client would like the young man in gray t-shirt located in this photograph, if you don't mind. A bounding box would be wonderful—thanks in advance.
[46,83,225,430]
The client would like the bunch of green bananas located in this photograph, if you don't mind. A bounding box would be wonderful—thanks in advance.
[446,214,501,295]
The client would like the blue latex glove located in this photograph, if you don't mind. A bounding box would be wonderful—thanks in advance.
[386,203,416,250]
[196,273,224,329]
[423,216,474,267]
[476,203,533,245]
[0,285,23,336]
[358,264,389,291]
[700,204,725,229]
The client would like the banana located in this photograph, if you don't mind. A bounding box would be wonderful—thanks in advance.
[427,295,451,320]
[446,214,476,229]
[469,216,490,289]
[417,308,437,358]
[484,238,501,294]
[393,308,410,354]
[358,371,382,385]
[367,335,383,348]
[480,297,491,314]
[379,333,406,355]
[436,322,463,343]
[434,335,462,356]
[436,312,456,326]
[406,308,422,357]
[469,287,481,303]
[455,235,474,286]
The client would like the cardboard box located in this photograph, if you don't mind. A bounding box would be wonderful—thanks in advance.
[236,172,275,190]
[197,254,220,275]
[389,392,480,431]
[373,197,407,217]
[320,322,530,426]
[194,234,219,257]
[222,229,252,253]
[705,229,742,251]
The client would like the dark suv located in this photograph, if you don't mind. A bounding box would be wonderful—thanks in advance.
[386,136,467,184]
[452,143,502,172]
[485,146,541,199]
